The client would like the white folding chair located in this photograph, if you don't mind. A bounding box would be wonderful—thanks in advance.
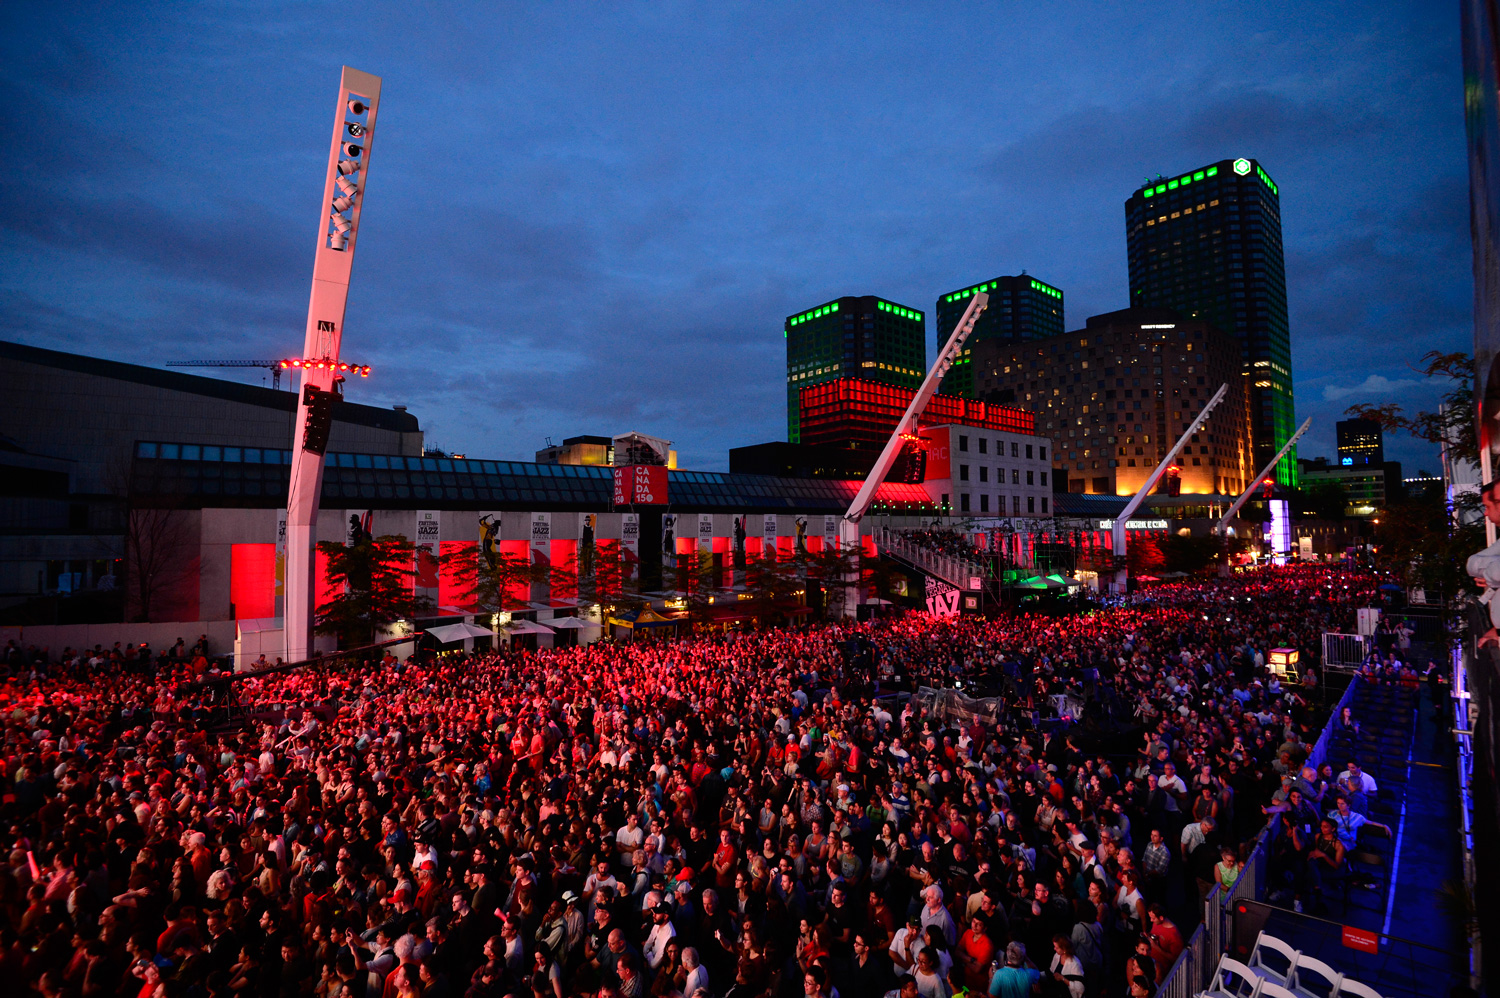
[1247,930,1300,987]
[1287,953,1342,998]
[1258,982,1298,998]
[1202,954,1264,998]
[1330,977,1384,998]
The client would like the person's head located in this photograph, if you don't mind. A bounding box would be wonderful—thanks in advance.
[916,946,937,975]
[1053,934,1074,958]
[1006,941,1027,967]
[1483,478,1500,523]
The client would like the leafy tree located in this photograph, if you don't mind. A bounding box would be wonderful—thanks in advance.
[1344,350,1476,465]
[315,534,433,648]
[444,544,544,618]
[1127,535,1165,574]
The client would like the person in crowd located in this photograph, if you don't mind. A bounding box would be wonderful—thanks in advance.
[0,565,1382,998]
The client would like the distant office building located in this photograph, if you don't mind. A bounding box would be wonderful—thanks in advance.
[1301,456,1403,516]
[1403,473,1443,504]
[1125,158,1297,484]
[974,307,1254,497]
[933,274,1064,397]
[917,424,1054,517]
[728,441,877,480]
[536,435,614,466]
[1336,418,1384,466]
[796,376,1034,451]
[785,296,926,443]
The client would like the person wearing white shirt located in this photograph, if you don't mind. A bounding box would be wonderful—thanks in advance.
[615,814,645,857]
[1337,761,1377,795]
[642,903,676,970]
[682,946,709,995]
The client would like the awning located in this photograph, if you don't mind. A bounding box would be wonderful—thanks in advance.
[505,619,556,635]
[426,622,494,643]
[607,607,681,629]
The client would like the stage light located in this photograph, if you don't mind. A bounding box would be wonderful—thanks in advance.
[280,361,290,369]
[337,160,359,177]
[337,176,357,198]
[291,359,303,368]
[329,232,347,250]
[348,99,366,115]
[331,214,352,234]
[361,366,369,376]
[345,143,362,158]
[338,363,350,371]
[332,194,354,212]
[346,122,366,138]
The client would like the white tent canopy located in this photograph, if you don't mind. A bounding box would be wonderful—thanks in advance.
[426,622,494,643]
[549,617,601,629]
[505,619,556,635]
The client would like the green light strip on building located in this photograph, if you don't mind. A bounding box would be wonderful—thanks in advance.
[1142,164,1220,199]
[877,301,922,321]
[786,301,841,327]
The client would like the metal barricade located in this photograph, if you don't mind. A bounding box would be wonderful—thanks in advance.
[1321,631,1371,672]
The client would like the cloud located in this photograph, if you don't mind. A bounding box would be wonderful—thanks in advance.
[1321,374,1423,402]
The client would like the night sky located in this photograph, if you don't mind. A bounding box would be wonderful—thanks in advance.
[0,3,1470,475]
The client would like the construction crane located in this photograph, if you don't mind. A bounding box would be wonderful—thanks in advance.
[167,360,287,390]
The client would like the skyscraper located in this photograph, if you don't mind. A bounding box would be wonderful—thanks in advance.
[1336,418,1384,466]
[933,274,1064,398]
[1125,157,1296,484]
[785,295,926,443]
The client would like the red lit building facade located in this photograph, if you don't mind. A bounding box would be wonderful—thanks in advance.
[797,376,1034,450]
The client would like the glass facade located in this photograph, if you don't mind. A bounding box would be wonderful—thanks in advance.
[1125,158,1297,485]
[785,296,925,443]
[129,441,936,513]
[934,275,1065,398]
[797,377,1035,450]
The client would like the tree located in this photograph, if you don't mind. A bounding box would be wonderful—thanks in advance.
[1127,535,1165,574]
[1344,350,1476,466]
[444,545,545,619]
[125,506,195,622]
[315,534,433,648]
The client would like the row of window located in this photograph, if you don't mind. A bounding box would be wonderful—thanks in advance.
[949,492,1049,515]
[954,435,1045,460]
[957,465,1045,487]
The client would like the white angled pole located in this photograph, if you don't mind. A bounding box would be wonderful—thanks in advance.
[285,67,382,665]
[1215,417,1311,536]
[1109,382,1228,593]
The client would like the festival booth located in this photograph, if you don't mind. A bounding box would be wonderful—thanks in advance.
[606,606,682,642]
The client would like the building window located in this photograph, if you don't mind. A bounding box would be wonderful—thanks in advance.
[959,465,970,481]
[978,438,988,454]
[1011,469,1020,484]
[941,493,949,509]
[1041,497,1049,513]
[1025,444,1033,459]
[1026,471,1034,485]
[979,466,988,483]
[1040,472,1047,486]
[959,434,969,452]
[961,493,971,512]
[1013,496,1021,514]
[1039,446,1046,460]
[1012,442,1019,457]
[1027,496,1035,513]
[980,494,989,513]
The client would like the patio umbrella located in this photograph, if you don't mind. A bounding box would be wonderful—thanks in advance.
[426,622,495,643]
[505,619,556,635]
[549,617,601,629]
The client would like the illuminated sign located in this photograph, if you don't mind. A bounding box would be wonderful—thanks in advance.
[1233,158,1252,175]
[612,465,669,505]
[1095,518,1169,530]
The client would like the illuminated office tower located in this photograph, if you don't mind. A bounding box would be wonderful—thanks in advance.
[1125,158,1297,484]
[785,296,925,443]
[934,274,1064,398]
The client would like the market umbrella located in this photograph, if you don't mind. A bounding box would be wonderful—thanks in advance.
[426,622,495,643]
[505,619,556,635]
[549,617,601,629]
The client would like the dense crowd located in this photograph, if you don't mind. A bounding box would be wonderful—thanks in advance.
[893,530,987,564]
[1,566,1387,998]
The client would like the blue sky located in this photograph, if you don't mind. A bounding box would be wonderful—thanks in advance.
[0,2,1469,474]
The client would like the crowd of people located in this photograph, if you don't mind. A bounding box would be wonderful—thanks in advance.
[893,530,987,564]
[1,565,1388,998]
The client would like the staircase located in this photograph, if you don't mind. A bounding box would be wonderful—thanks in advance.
[874,527,989,592]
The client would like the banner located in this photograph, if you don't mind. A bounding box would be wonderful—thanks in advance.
[621,512,639,580]
[614,465,670,505]
[580,513,598,578]
[794,516,809,554]
[274,508,288,615]
[478,513,501,569]
[415,510,440,597]
[530,512,551,569]
[733,514,749,571]
[346,510,372,547]
[925,576,960,616]
[823,514,839,550]
[697,513,714,553]
[661,514,678,557]
[762,514,778,561]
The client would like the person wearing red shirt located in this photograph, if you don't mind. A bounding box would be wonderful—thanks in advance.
[955,914,996,990]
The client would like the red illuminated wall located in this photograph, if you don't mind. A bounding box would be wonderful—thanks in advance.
[231,543,276,620]
[440,541,476,610]
[551,539,578,598]
[920,426,952,480]
[499,539,529,607]
[316,549,339,612]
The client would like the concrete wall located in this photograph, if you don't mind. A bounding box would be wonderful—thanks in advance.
[0,619,238,659]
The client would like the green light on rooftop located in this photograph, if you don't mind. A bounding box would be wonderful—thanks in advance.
[1233,158,1251,175]
[1193,170,1205,181]
[1168,179,1178,189]
[1155,184,1166,194]
[1180,175,1191,186]
[1206,167,1218,177]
